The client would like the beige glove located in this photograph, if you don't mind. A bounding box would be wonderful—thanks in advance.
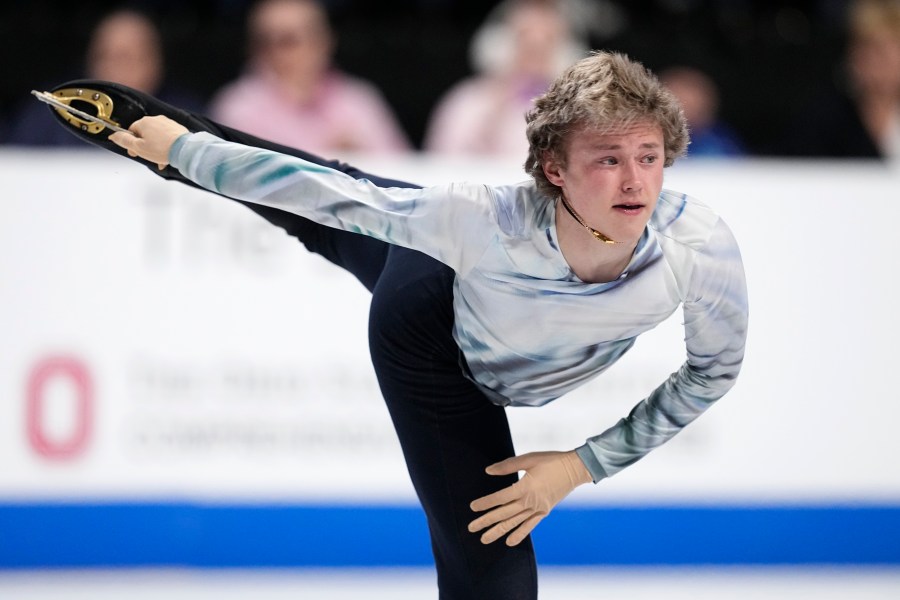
[109,116,189,170]
[468,450,592,546]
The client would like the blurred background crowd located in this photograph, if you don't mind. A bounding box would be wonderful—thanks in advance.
[1,0,899,162]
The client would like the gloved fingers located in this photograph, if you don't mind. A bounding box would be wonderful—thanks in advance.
[110,130,164,167]
[506,513,544,547]
[478,508,533,545]
[109,115,186,167]
[469,480,522,513]
[485,452,541,476]
[109,130,139,152]
[468,500,526,534]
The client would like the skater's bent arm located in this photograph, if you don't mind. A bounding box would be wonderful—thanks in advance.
[576,219,749,482]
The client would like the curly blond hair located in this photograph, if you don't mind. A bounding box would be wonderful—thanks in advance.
[524,50,689,198]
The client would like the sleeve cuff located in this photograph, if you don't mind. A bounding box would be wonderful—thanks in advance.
[167,131,196,169]
[575,444,608,484]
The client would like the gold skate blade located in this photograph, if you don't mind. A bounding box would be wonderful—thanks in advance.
[31,89,130,134]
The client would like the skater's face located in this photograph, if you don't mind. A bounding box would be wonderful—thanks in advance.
[542,121,664,245]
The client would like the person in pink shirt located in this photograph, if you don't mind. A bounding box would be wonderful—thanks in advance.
[209,0,411,155]
[423,0,589,158]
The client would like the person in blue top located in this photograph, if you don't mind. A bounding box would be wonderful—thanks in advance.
[46,50,748,599]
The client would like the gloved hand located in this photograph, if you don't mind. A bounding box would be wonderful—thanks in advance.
[109,115,189,170]
[468,450,592,546]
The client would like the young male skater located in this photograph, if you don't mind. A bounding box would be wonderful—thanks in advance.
[44,51,748,599]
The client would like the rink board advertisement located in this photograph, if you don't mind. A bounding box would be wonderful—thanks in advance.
[2,151,899,566]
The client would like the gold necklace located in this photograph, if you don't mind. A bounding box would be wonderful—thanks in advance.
[558,194,621,244]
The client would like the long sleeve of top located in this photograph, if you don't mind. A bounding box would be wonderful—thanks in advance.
[170,132,749,483]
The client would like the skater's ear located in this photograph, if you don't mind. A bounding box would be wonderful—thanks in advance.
[542,150,566,188]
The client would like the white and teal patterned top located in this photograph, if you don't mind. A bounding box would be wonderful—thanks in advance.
[170,132,749,482]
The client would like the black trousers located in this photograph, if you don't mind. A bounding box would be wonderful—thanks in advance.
[82,84,539,599]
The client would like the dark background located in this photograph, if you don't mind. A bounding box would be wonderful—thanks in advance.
[0,0,853,153]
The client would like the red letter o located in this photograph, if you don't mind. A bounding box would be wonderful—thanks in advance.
[26,356,93,459]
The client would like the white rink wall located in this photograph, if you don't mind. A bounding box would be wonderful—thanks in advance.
[1,149,899,570]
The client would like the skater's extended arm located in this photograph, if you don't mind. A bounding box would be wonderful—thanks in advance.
[109,112,423,261]
[110,116,497,274]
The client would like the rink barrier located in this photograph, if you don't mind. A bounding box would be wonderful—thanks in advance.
[1,502,898,568]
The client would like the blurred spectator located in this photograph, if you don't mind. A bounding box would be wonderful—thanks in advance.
[659,65,746,158]
[422,0,595,158]
[208,0,411,155]
[7,8,205,147]
[781,0,900,161]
